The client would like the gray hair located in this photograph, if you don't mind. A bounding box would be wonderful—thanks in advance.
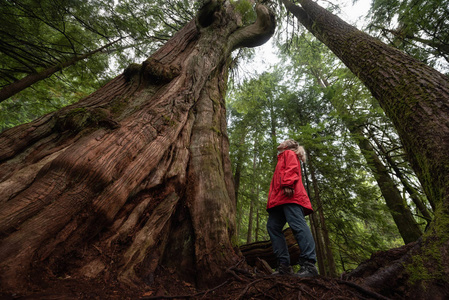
[284,139,307,163]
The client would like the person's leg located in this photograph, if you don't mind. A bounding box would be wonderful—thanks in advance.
[283,203,316,262]
[267,206,291,270]
[283,204,318,277]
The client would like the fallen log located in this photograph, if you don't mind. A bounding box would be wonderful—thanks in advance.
[239,228,300,269]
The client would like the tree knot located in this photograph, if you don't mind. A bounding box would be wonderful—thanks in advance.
[142,58,181,83]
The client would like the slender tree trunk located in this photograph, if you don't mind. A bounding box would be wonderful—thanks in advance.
[0,2,275,293]
[246,138,258,243]
[269,102,278,168]
[308,158,338,277]
[0,39,122,103]
[247,197,254,243]
[282,0,449,297]
[309,203,326,275]
[234,133,247,239]
[302,161,326,274]
[255,199,260,242]
[234,132,247,205]
[348,119,422,243]
[311,65,422,243]
[371,134,433,224]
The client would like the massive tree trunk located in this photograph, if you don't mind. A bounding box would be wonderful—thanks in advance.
[0,1,275,293]
[282,0,449,298]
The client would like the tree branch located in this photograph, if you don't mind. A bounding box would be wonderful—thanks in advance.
[227,4,276,53]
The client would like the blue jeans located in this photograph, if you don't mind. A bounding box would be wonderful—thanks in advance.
[267,203,317,266]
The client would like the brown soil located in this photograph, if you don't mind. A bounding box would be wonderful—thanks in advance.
[0,243,423,300]
[0,273,391,300]
[0,264,392,300]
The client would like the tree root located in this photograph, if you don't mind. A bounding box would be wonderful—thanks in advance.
[336,280,392,300]
[140,280,231,300]
[141,266,398,300]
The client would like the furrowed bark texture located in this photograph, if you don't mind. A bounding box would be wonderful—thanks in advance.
[282,0,449,298]
[0,1,275,293]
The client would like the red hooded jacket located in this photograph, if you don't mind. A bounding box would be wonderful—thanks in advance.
[266,150,313,215]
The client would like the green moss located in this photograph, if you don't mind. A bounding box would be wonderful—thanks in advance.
[123,63,142,81]
[405,202,449,286]
[406,254,442,286]
[109,96,129,117]
[210,126,221,135]
[231,0,257,25]
[161,114,176,126]
[432,203,449,243]
[55,107,118,132]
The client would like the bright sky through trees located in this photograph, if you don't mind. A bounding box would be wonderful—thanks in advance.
[244,0,371,75]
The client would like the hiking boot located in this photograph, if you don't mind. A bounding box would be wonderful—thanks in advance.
[272,263,294,276]
[295,261,318,278]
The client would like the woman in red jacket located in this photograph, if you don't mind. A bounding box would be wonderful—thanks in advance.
[267,139,318,277]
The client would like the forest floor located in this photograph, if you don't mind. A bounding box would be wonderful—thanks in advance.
[0,273,392,300]
[0,244,416,299]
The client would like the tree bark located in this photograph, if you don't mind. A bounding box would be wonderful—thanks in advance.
[0,1,275,293]
[282,0,449,297]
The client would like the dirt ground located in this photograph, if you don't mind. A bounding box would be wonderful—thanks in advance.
[0,243,421,300]
[0,268,392,300]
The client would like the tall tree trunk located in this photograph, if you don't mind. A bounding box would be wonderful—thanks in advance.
[255,199,260,242]
[302,160,326,274]
[247,197,255,243]
[0,1,275,293]
[308,203,326,275]
[234,133,247,239]
[282,0,449,297]
[308,158,338,277]
[346,116,422,243]
[234,132,247,205]
[371,133,433,224]
[246,137,258,243]
[311,66,422,244]
[269,102,278,168]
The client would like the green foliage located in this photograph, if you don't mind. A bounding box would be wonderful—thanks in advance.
[228,26,432,273]
[367,0,449,71]
[231,0,257,25]
[0,76,92,132]
[0,0,200,130]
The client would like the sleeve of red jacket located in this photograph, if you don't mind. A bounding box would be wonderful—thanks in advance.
[281,151,300,187]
